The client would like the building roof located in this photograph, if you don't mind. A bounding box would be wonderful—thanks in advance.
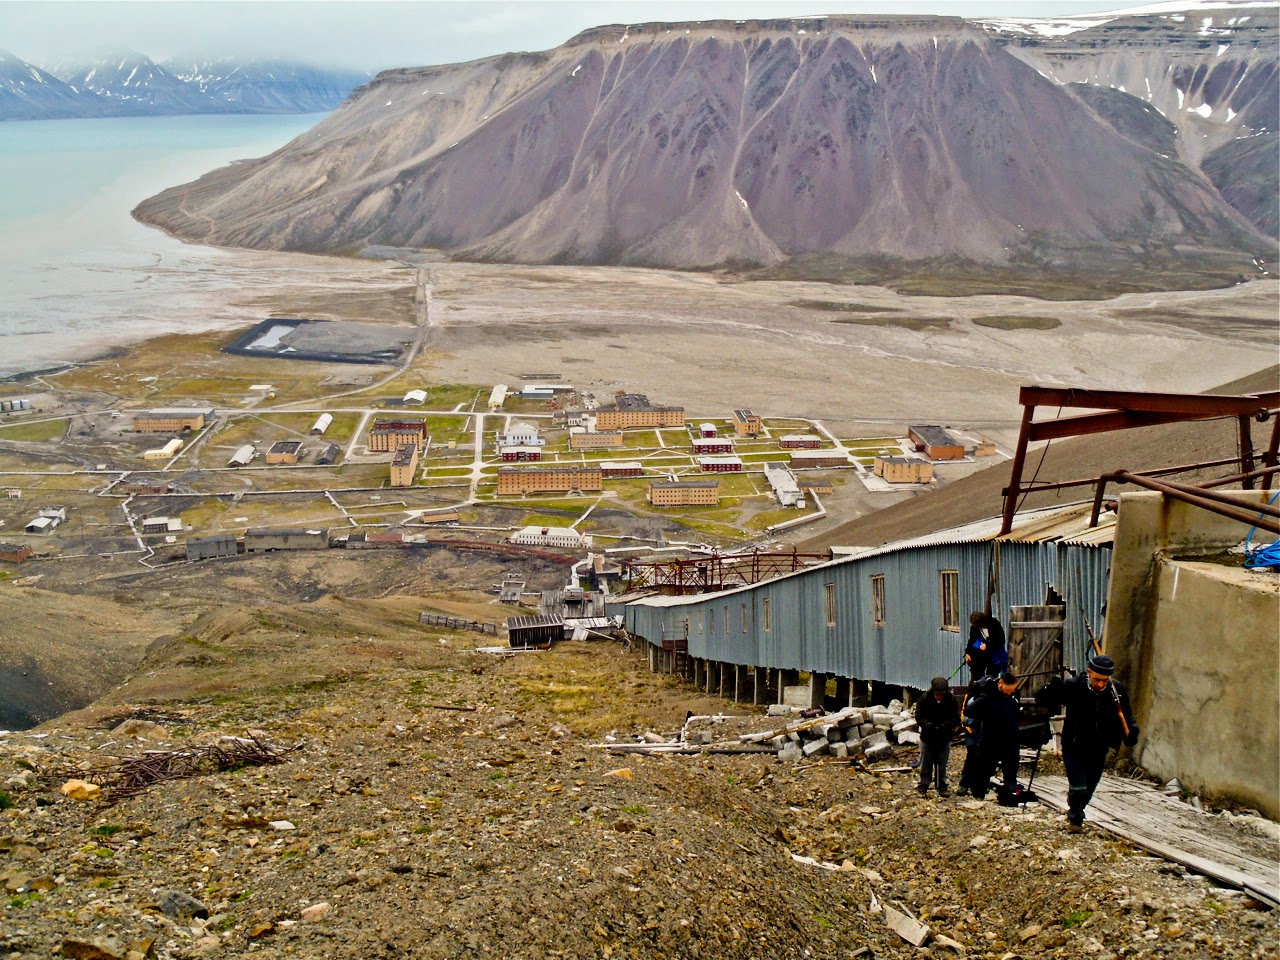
[140,408,213,417]
[733,409,757,420]
[372,418,426,431]
[512,526,581,539]
[403,389,428,402]
[698,456,743,465]
[499,465,601,474]
[791,449,846,459]
[909,424,962,446]
[601,393,683,413]
[601,461,643,470]
[877,456,926,465]
[392,444,418,466]
[650,480,719,489]
[189,532,236,544]
[245,527,328,537]
[269,440,304,454]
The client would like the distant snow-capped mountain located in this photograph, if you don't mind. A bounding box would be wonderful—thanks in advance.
[0,49,368,120]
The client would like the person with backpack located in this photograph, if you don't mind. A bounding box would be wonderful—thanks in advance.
[1036,655,1139,831]
[965,611,1007,684]
[915,677,961,797]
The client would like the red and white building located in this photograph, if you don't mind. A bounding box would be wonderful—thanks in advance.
[699,456,743,473]
[692,437,734,455]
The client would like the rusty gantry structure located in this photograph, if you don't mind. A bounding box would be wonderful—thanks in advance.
[1001,386,1280,537]
[624,548,830,594]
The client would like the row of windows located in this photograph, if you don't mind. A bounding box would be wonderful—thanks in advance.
[697,571,963,633]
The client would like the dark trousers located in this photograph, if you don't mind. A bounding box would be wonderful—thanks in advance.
[1063,746,1108,823]
[918,739,951,793]
[973,744,1018,798]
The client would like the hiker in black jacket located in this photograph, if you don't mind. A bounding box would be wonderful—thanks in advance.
[915,677,960,797]
[965,671,1021,800]
[1037,654,1139,831]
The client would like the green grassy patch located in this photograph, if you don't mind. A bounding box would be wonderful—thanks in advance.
[790,300,903,314]
[830,315,952,331]
[972,315,1062,331]
[0,418,68,442]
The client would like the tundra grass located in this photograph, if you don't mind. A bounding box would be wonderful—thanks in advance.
[0,418,69,442]
[972,315,1062,331]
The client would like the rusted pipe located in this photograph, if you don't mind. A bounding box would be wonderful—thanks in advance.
[1112,471,1280,534]
[1152,476,1280,518]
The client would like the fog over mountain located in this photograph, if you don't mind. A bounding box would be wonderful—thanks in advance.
[0,49,368,120]
[133,6,1277,276]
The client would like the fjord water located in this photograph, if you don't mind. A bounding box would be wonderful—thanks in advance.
[0,113,324,378]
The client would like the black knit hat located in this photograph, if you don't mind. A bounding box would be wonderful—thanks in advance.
[930,676,949,693]
[1088,655,1115,676]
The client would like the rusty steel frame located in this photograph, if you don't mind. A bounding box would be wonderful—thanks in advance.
[1002,387,1280,535]
[624,549,829,594]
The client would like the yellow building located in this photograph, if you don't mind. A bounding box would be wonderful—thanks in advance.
[648,480,720,506]
[497,466,603,496]
[570,431,625,449]
[594,394,685,430]
[142,438,184,460]
[732,409,763,437]
[133,409,210,433]
[390,443,420,487]
[369,419,428,453]
[873,456,934,484]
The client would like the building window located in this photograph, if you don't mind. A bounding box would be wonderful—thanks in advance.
[763,598,771,632]
[741,602,748,633]
[825,582,837,626]
[940,570,960,632]
[871,575,886,626]
[724,606,730,636]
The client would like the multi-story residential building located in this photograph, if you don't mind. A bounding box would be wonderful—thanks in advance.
[594,394,685,430]
[369,418,428,452]
[497,466,603,496]
[390,443,420,487]
[132,409,212,433]
[732,409,763,437]
[648,480,720,506]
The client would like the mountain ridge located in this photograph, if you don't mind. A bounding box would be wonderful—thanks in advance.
[132,10,1275,280]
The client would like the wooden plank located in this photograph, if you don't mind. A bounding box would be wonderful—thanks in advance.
[1035,774,1279,907]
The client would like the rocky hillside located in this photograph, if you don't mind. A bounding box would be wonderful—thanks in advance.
[132,7,1275,277]
[2,609,1277,960]
[0,50,367,120]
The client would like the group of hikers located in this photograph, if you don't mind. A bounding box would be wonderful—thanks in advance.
[913,611,1139,832]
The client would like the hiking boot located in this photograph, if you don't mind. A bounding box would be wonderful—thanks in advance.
[938,789,951,798]
[916,785,929,797]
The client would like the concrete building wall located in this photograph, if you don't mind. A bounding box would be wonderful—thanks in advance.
[1137,560,1279,818]
[1104,490,1279,817]
[595,408,685,430]
[497,467,603,496]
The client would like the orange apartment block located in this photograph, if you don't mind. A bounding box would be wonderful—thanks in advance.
[369,418,428,453]
[497,466,603,496]
[569,431,625,449]
[907,425,965,460]
[594,394,685,430]
[648,480,720,506]
[390,443,420,487]
[732,409,763,437]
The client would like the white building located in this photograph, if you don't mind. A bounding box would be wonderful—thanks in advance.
[311,413,333,435]
[403,389,428,404]
[488,385,508,411]
[25,515,59,534]
[38,506,66,521]
[764,462,806,508]
[228,445,255,467]
[509,526,591,549]
[141,517,184,534]
[498,422,544,447]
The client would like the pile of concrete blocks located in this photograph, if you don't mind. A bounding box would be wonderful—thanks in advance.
[743,702,920,763]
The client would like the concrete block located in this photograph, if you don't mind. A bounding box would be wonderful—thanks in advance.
[769,735,789,750]
[778,742,804,763]
[859,723,876,737]
[831,742,849,758]
[825,725,844,743]
[767,703,795,717]
[865,742,895,761]
[892,719,918,733]
[802,738,829,757]
[858,732,888,751]
[896,730,921,745]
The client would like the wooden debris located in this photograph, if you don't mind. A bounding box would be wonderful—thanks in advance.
[884,903,931,947]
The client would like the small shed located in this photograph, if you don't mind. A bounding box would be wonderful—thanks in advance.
[506,615,564,649]
[403,389,428,404]
[25,516,58,534]
[311,413,333,435]
[228,444,255,467]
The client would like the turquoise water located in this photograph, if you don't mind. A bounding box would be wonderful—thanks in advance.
[0,113,325,376]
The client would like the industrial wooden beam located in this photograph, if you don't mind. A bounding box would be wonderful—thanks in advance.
[1017,386,1280,417]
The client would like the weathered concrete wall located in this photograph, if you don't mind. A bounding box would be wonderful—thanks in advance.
[1139,560,1279,818]
[1104,490,1280,817]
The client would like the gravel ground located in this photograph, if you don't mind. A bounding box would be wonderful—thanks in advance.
[1,637,1275,960]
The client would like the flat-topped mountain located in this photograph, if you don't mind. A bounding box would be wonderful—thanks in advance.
[133,6,1277,280]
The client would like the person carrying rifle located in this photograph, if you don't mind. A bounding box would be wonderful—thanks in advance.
[1036,654,1139,832]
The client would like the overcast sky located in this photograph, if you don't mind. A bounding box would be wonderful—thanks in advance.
[0,1,1166,72]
